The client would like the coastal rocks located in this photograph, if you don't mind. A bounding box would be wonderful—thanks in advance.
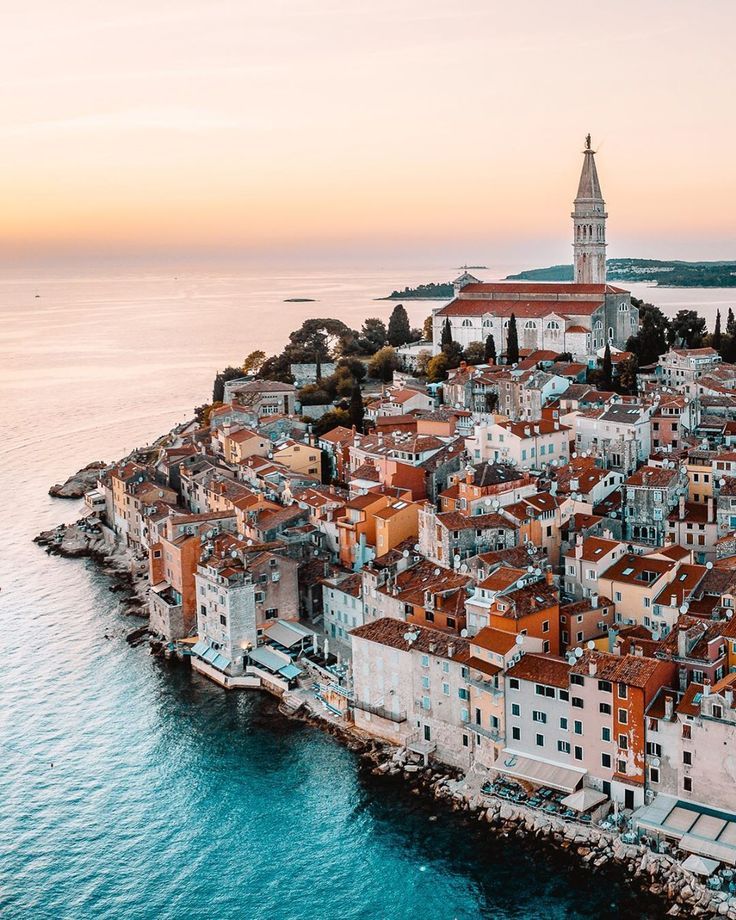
[49,461,107,498]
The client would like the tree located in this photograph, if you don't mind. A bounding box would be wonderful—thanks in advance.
[625,299,669,366]
[387,304,411,347]
[298,384,331,405]
[484,333,497,364]
[368,346,399,382]
[441,341,463,369]
[426,353,449,383]
[714,309,723,352]
[506,314,519,365]
[414,349,432,376]
[422,314,433,340]
[336,356,367,382]
[462,341,486,365]
[349,383,365,432]
[213,366,247,403]
[242,350,266,375]
[728,308,736,338]
[315,354,322,382]
[312,408,351,439]
[617,354,638,395]
[668,309,706,349]
[358,317,387,354]
[441,318,453,349]
[602,342,613,389]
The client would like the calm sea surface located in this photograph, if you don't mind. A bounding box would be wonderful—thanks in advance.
[0,265,718,919]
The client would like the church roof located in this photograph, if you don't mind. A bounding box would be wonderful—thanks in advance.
[435,298,606,319]
[576,147,603,201]
[456,282,626,296]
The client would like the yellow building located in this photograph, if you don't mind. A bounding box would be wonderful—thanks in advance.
[373,499,420,558]
[273,439,322,478]
[686,450,715,504]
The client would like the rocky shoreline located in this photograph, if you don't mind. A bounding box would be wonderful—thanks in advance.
[34,519,148,619]
[286,701,736,919]
[49,461,107,498]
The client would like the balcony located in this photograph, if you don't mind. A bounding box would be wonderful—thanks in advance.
[463,718,504,743]
[468,676,503,696]
[352,699,407,723]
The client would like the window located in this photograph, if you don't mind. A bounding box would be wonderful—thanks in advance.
[650,767,660,784]
[684,777,692,792]
[422,676,430,689]
[570,673,584,686]
[536,733,544,747]
[421,655,429,667]
[509,678,520,690]
[558,689,569,701]
[458,688,469,701]
[598,680,612,693]
[574,720,583,735]
[618,708,628,724]
[574,746,583,761]
[219,614,227,626]
[618,683,628,699]
[511,703,521,716]
[618,735,628,750]
[618,760,627,774]
[646,742,662,757]
[572,697,584,709]
[601,753,611,768]
[682,724,691,739]
[532,710,547,723]
[560,717,568,730]
[422,696,431,710]
[683,750,692,765]
[558,740,571,754]
[442,683,450,696]
[512,726,521,741]
[712,705,723,719]
[599,703,611,717]
[542,620,549,633]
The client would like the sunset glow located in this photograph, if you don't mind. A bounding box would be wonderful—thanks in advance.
[2,0,735,264]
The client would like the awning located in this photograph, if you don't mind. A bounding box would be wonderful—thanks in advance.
[248,646,292,674]
[265,620,316,650]
[191,640,209,657]
[680,834,736,866]
[560,787,608,813]
[192,641,231,673]
[278,664,302,680]
[494,750,585,794]
[681,854,720,876]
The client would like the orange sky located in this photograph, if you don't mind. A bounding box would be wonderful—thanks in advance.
[2,0,735,265]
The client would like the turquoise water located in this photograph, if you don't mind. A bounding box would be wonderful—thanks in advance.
[0,267,688,919]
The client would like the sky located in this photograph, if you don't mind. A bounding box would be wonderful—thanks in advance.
[1,0,735,268]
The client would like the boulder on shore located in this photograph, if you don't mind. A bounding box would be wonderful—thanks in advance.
[49,461,107,498]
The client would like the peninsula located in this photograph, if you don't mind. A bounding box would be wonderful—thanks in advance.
[507,258,736,287]
[35,139,736,920]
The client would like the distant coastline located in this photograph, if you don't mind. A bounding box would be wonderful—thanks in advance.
[380,281,454,300]
[284,297,316,302]
[506,258,736,287]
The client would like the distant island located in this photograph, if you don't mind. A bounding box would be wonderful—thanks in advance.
[506,258,736,287]
[381,281,455,300]
[284,297,316,302]
[456,265,488,270]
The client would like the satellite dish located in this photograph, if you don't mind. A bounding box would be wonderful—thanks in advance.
[572,452,578,459]
[485,498,492,507]
[527,565,534,573]
[414,543,421,552]
[567,654,577,665]
[587,640,596,650]
[247,539,253,546]
[721,479,727,487]
[460,563,469,573]
[706,561,714,570]
[460,629,468,638]
[492,500,500,510]
[434,568,440,576]
[230,549,238,558]
[515,634,525,645]
[534,567,542,576]
[574,647,583,658]
[403,549,409,558]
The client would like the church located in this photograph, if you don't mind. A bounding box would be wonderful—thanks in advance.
[432,138,639,360]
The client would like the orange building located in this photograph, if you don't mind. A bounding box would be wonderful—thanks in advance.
[485,580,560,655]
[337,489,415,569]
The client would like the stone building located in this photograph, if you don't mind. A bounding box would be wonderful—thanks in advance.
[432,139,638,358]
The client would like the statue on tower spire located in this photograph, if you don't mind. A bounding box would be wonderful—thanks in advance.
[585,132,591,150]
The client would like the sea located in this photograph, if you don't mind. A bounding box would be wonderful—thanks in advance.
[1,264,725,920]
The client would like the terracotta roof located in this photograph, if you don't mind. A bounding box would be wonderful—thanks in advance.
[492,582,559,619]
[471,626,520,656]
[506,653,570,689]
[600,553,675,585]
[437,511,515,532]
[626,467,680,488]
[435,299,606,319]
[564,537,620,562]
[465,656,502,677]
[570,650,666,689]
[456,282,627,295]
[350,617,469,662]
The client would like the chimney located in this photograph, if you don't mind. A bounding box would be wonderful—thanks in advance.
[725,688,734,707]
[575,542,583,560]
[546,569,554,585]
[570,478,580,492]
[223,422,231,437]
[591,593,599,608]
[677,628,688,659]
[670,594,677,607]
[679,495,686,521]
[708,496,715,524]
[664,695,674,720]
[588,658,598,677]
[554,421,560,431]
[447,643,455,659]
[703,678,711,696]
[524,426,531,438]
[428,642,436,654]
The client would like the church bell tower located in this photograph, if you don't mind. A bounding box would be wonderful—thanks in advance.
[572,135,607,284]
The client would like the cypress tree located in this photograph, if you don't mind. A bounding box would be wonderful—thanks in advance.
[602,341,613,388]
[387,303,411,347]
[441,317,453,349]
[714,309,723,352]
[728,308,736,338]
[349,383,365,433]
[484,333,497,364]
[506,314,519,365]
[315,353,322,382]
